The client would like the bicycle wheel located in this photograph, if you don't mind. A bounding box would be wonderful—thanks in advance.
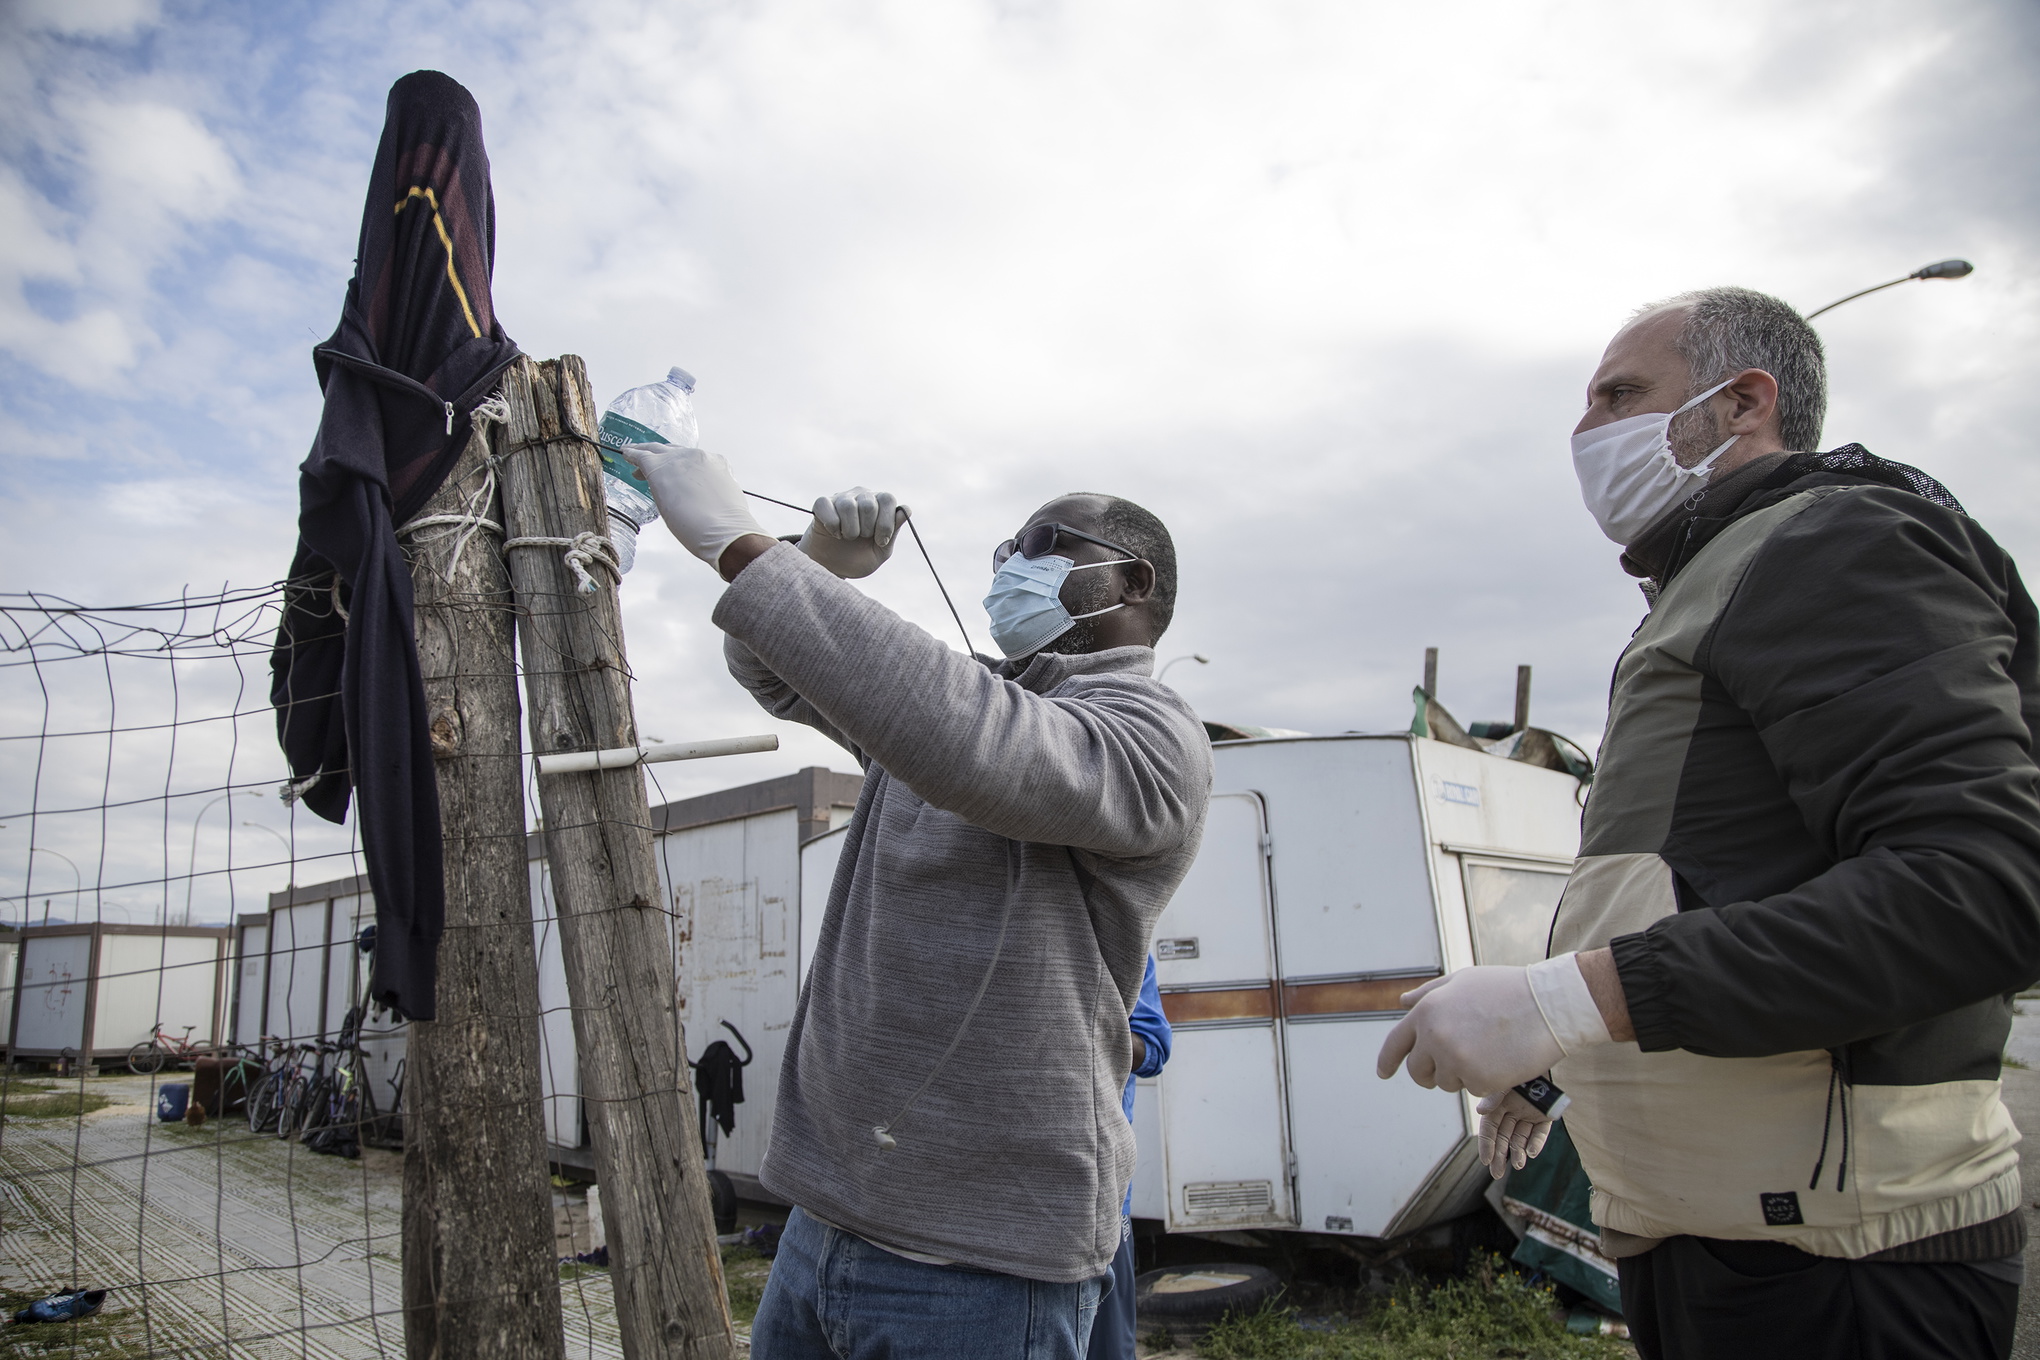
[127,1042,166,1076]
[247,1075,280,1133]
[296,1076,336,1142]
[275,1074,308,1139]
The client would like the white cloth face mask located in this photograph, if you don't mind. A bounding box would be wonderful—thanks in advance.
[1570,377,1741,545]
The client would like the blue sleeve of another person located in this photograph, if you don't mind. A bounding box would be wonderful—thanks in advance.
[1121,955,1171,1121]
[1121,955,1171,1216]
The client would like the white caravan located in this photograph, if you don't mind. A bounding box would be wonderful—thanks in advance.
[233,732,1583,1247]
[795,731,1584,1243]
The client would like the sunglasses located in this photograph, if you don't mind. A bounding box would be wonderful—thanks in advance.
[992,523,1143,572]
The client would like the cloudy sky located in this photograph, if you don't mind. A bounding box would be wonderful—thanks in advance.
[3,0,2036,923]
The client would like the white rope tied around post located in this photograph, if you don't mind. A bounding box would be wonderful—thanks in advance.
[504,530,619,594]
[394,391,621,593]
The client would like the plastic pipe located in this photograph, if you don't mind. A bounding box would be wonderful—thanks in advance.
[535,733,779,776]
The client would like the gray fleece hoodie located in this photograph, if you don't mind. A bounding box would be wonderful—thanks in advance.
[713,543,1211,1282]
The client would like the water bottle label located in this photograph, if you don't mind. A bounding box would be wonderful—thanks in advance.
[597,412,664,496]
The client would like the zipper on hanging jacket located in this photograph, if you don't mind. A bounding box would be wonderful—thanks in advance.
[314,344,520,436]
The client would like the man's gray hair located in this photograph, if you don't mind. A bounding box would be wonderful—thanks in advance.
[1638,286,1828,451]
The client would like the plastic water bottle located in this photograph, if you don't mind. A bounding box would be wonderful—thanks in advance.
[598,366,699,575]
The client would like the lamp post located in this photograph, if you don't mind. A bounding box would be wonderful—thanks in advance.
[181,794,235,927]
[25,847,82,929]
[240,822,295,889]
[1806,259,1974,320]
[1160,653,1210,683]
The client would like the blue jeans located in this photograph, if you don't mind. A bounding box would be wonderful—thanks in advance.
[1085,1218,1136,1360]
[752,1207,1101,1360]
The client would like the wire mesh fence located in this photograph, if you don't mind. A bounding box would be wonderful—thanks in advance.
[0,585,632,1358]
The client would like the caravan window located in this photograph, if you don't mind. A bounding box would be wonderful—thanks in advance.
[1460,860,1570,968]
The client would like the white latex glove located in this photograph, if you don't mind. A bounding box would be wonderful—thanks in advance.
[1374,966,1562,1096]
[798,486,910,580]
[626,445,769,568]
[1476,1089,1554,1180]
[1375,953,1613,1097]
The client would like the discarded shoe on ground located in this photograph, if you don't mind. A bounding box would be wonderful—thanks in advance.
[12,1289,108,1325]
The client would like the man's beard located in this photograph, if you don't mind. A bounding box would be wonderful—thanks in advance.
[1038,567,1119,656]
[1667,398,1727,467]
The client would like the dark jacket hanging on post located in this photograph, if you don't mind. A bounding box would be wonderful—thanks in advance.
[270,70,521,1021]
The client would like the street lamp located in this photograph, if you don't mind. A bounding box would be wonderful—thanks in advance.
[241,822,295,888]
[1160,654,1210,683]
[182,793,235,927]
[1806,259,1974,320]
[25,847,82,929]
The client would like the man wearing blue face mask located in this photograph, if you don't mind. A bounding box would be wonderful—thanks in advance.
[626,451,1211,1360]
[1377,287,2040,1359]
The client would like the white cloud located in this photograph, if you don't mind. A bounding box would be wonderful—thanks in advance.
[5,0,161,38]
[4,0,2039,900]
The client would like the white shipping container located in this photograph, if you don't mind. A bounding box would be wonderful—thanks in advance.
[5,924,230,1063]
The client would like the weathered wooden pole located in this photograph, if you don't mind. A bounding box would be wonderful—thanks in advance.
[403,421,568,1360]
[497,355,736,1360]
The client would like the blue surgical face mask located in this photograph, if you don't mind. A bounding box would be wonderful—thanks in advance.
[982,554,1126,660]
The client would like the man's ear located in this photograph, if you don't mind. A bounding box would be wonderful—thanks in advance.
[1120,560,1156,604]
[1723,368,1780,437]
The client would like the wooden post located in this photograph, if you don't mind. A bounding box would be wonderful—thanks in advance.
[1514,664,1532,734]
[404,423,568,1360]
[1423,647,1438,700]
[497,355,736,1360]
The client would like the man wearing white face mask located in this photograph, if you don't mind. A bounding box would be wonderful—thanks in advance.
[1378,287,2040,1358]
[625,449,1211,1360]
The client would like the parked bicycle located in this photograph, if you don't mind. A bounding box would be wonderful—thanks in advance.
[297,1041,376,1158]
[245,1038,296,1134]
[126,1022,210,1075]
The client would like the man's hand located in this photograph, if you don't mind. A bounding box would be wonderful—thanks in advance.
[1376,953,1620,1097]
[1131,1034,1148,1075]
[627,445,769,569]
[799,487,909,580]
[1476,1089,1554,1180]
[1374,966,1563,1095]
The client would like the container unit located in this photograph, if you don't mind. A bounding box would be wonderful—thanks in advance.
[4,923,230,1065]
[1139,733,1582,1240]
[528,766,861,1177]
[230,913,269,1049]
[252,878,404,1118]
[0,927,18,1048]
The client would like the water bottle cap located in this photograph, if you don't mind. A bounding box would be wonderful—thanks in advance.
[668,367,696,393]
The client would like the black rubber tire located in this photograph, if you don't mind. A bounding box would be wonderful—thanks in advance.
[127,1042,166,1076]
[296,1076,336,1142]
[275,1075,308,1139]
[707,1169,739,1235]
[1135,1262,1282,1329]
[248,1077,279,1133]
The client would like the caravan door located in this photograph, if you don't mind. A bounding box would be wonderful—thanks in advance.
[1152,792,1298,1231]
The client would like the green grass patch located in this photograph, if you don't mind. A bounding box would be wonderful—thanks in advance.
[720,1244,772,1327]
[1194,1260,1626,1360]
[1,1091,112,1121]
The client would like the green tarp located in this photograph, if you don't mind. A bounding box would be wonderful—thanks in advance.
[1497,1121,1622,1315]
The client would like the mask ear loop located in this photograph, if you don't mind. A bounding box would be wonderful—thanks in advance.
[1669,377,1743,484]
